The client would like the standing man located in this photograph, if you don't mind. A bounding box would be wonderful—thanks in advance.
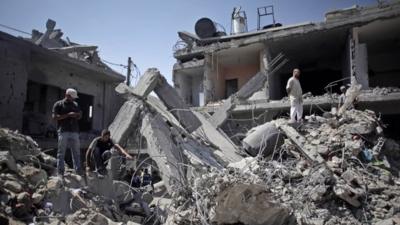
[286,68,303,123]
[52,88,82,178]
[338,85,347,109]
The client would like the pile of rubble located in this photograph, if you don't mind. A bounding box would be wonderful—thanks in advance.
[0,128,162,225]
[167,109,400,225]
[371,87,400,96]
[2,66,400,225]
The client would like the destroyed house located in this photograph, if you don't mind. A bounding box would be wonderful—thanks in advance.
[173,2,400,140]
[0,20,125,147]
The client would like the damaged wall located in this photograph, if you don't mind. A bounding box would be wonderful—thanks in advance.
[28,61,121,132]
[0,37,30,131]
[217,63,259,99]
[0,31,124,141]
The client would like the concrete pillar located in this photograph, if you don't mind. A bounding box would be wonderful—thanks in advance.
[355,43,369,89]
[173,70,185,101]
[350,28,369,89]
[260,46,272,100]
[203,53,215,104]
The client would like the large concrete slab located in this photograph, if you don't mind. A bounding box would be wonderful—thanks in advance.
[141,113,187,193]
[108,98,142,179]
[193,111,243,163]
[108,98,142,145]
[208,97,234,128]
[133,68,160,98]
[154,76,201,133]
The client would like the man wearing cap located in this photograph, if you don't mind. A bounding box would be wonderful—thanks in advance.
[52,88,82,178]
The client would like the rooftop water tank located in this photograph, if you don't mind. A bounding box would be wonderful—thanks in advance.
[195,17,217,39]
[231,7,248,35]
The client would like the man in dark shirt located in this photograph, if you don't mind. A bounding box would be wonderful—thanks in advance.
[85,129,133,177]
[52,88,82,178]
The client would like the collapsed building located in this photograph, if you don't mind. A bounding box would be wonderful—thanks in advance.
[1,2,400,225]
[0,19,125,148]
[173,2,400,142]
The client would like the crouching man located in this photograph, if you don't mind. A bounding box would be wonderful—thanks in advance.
[85,129,133,177]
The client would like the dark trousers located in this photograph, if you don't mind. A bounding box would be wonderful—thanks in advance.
[93,147,111,171]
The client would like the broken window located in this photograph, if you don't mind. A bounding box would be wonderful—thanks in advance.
[77,93,94,132]
[225,78,238,98]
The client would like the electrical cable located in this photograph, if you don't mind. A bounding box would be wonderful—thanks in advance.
[0,23,31,35]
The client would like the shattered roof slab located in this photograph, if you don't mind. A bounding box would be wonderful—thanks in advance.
[174,1,400,61]
[0,31,125,82]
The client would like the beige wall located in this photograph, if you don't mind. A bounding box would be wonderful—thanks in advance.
[214,63,260,100]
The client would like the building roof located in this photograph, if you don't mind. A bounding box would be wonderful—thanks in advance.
[0,31,125,82]
[174,1,400,61]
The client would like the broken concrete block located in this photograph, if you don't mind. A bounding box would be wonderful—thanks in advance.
[3,180,22,193]
[0,128,41,162]
[86,172,114,199]
[132,68,160,98]
[213,184,294,225]
[317,146,329,156]
[108,98,142,145]
[32,192,44,205]
[108,98,142,177]
[63,173,85,189]
[0,151,18,173]
[141,113,187,192]
[180,138,224,170]
[341,170,363,187]
[208,96,234,128]
[19,165,47,187]
[310,185,328,202]
[242,122,284,157]
[228,157,259,174]
[193,111,243,163]
[333,183,365,207]
[154,75,201,133]
[274,120,324,163]
[374,218,395,225]
[236,71,268,100]
[338,77,362,115]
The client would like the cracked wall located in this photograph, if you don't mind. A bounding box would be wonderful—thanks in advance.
[0,38,30,130]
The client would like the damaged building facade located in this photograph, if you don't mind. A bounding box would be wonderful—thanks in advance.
[0,19,125,147]
[173,2,400,140]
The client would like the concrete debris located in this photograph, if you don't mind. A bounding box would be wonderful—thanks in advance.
[0,128,163,224]
[242,122,284,157]
[209,53,288,128]
[214,184,294,225]
[167,108,400,225]
[2,64,400,225]
[116,68,201,133]
[372,87,400,96]
[338,76,362,115]
[140,112,187,193]
[154,74,202,133]
[192,111,243,163]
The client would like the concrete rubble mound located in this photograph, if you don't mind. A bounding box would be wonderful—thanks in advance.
[166,108,400,225]
[0,128,162,225]
[1,68,400,225]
